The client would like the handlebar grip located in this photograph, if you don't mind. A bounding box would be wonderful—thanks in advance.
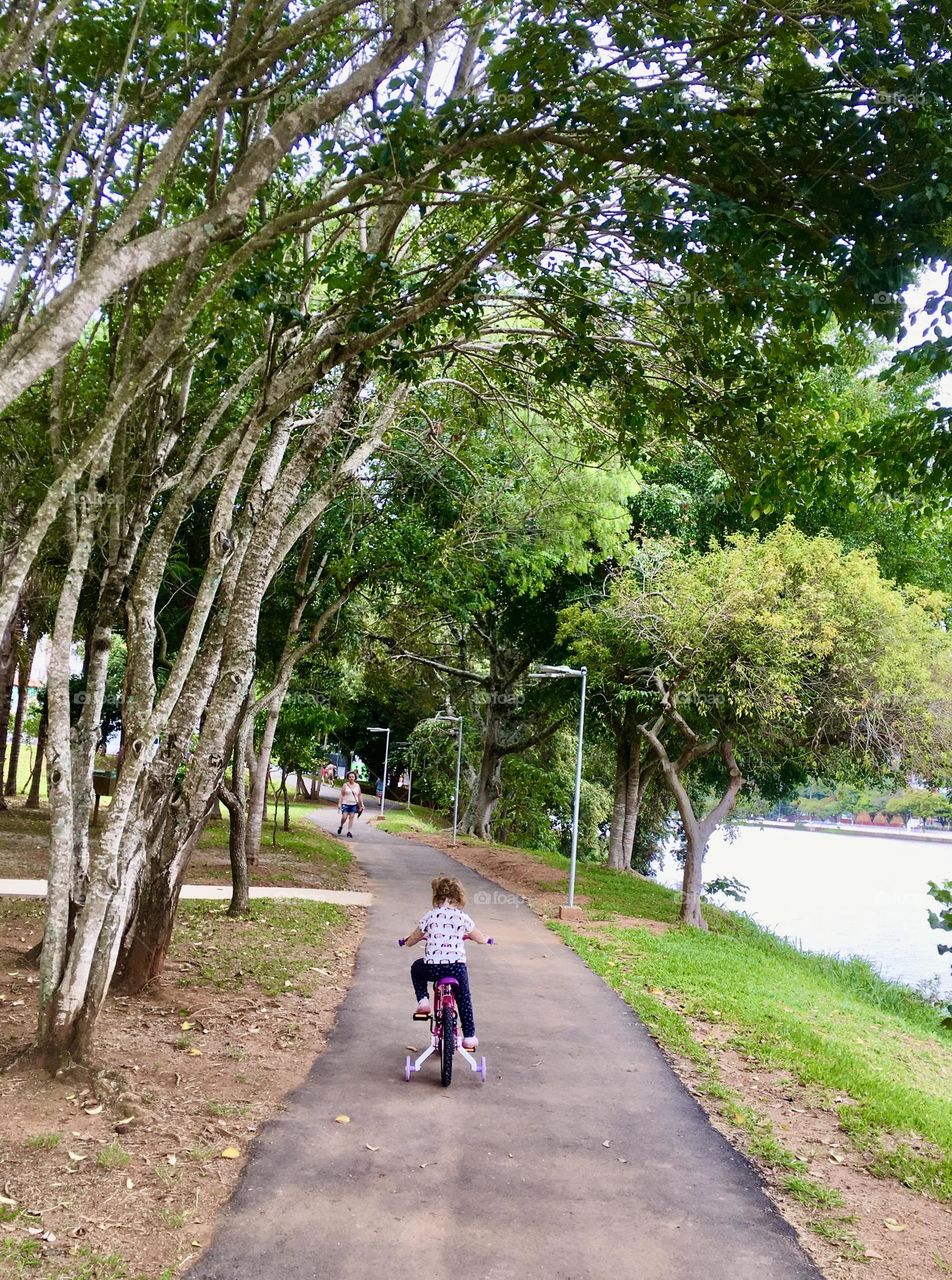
[398,938,406,947]
[487,937,494,945]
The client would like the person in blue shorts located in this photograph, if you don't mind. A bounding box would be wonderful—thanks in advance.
[336,771,363,837]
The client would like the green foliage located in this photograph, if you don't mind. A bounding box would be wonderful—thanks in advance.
[96,1143,130,1171]
[928,880,952,1027]
[25,1132,61,1151]
[564,523,952,809]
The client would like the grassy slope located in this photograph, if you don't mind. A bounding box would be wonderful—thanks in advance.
[198,802,353,888]
[375,804,444,836]
[432,829,952,1206]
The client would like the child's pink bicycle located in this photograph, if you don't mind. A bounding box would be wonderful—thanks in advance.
[402,971,487,1087]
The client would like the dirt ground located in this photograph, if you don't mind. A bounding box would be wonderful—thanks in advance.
[0,898,364,1279]
[0,797,365,1279]
[414,828,952,1280]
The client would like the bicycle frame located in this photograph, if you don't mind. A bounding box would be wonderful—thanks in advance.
[406,977,485,1080]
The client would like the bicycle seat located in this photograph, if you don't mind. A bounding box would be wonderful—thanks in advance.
[436,977,459,987]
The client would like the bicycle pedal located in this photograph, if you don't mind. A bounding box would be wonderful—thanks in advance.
[412,1012,431,1021]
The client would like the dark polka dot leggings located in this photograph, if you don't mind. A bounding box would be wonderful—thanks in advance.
[410,959,476,1038]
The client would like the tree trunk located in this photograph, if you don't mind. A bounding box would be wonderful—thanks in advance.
[679,822,707,929]
[0,620,15,810]
[25,697,47,808]
[461,746,503,840]
[5,645,30,795]
[221,706,252,915]
[116,860,183,994]
[226,793,249,915]
[245,709,279,865]
[220,786,249,916]
[607,731,630,870]
[621,753,646,871]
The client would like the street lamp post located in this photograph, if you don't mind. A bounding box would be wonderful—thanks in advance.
[436,714,463,847]
[367,726,391,815]
[529,665,587,914]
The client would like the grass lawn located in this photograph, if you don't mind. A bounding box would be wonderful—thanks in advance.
[446,835,952,1210]
[375,803,446,836]
[196,801,353,889]
[175,898,348,995]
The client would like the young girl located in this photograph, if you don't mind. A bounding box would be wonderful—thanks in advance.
[400,875,492,1050]
[336,771,363,837]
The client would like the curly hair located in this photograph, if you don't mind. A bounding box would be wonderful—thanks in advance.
[431,875,466,908]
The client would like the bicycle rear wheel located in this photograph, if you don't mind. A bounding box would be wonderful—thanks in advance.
[440,1005,455,1087]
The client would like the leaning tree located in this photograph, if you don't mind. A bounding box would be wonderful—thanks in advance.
[563,524,952,926]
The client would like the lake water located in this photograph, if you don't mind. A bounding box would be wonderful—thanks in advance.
[656,825,952,996]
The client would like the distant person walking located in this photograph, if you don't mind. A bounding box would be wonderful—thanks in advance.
[337,772,364,838]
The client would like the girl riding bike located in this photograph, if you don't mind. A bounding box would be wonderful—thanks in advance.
[400,875,492,1050]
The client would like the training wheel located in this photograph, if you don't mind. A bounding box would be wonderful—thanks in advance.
[478,1056,487,1082]
[405,1055,414,1081]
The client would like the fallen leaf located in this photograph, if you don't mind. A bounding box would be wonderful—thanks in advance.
[866,1251,884,1260]
[602,1140,612,1148]
[187,1047,202,1057]
[419,1162,428,1169]
[67,1151,86,1162]
[220,1148,240,1160]
[125,1177,134,1190]
[166,1155,177,1166]
[11,999,24,1007]
[406,1046,417,1052]
[617,1158,628,1164]
[0,1194,15,1207]
[334,1115,350,1124]
[191,1241,202,1248]
[83,1104,103,1116]
[180,1021,193,1031]
[829,1152,844,1163]
[883,1218,908,1232]
[365,1145,380,1152]
[115,1117,134,1128]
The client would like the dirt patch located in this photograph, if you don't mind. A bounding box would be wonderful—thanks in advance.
[389,826,952,1280]
[573,915,673,938]
[0,895,364,1278]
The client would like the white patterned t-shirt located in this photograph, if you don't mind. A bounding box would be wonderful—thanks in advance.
[420,904,475,963]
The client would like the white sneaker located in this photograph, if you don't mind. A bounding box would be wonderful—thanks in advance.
[416,999,431,1015]
[462,1036,478,1050]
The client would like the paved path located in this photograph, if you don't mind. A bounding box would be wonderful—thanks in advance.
[0,878,371,907]
[189,811,820,1280]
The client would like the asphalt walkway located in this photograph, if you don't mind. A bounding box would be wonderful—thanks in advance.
[188,808,820,1280]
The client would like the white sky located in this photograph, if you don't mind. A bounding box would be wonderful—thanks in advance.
[900,263,952,406]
